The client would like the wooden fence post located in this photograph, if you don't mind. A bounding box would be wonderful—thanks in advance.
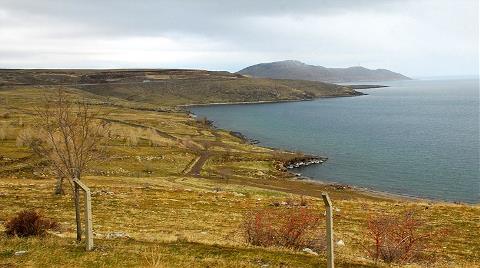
[73,178,94,251]
[322,193,334,268]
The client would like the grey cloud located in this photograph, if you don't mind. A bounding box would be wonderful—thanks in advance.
[0,0,477,76]
[1,0,400,37]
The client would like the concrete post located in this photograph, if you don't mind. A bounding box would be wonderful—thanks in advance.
[322,193,334,268]
[73,178,94,251]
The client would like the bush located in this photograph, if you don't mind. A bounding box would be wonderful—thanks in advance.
[243,207,324,251]
[0,126,6,140]
[0,112,10,119]
[365,210,440,264]
[16,128,36,147]
[4,210,59,237]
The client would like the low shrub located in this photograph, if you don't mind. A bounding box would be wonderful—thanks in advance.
[243,207,324,251]
[364,210,441,264]
[0,112,10,119]
[4,210,59,237]
[0,126,6,140]
[16,128,36,147]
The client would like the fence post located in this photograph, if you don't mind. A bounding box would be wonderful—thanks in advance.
[322,193,334,268]
[73,178,94,251]
[83,188,93,251]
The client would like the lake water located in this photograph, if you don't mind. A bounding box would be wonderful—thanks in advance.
[191,78,480,203]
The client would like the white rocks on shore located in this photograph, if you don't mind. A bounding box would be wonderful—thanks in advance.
[285,158,325,169]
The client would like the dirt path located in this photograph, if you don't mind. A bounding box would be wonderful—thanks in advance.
[186,152,210,176]
[181,129,221,176]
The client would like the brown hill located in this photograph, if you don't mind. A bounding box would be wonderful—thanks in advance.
[237,60,411,82]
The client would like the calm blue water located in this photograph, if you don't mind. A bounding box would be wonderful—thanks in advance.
[191,79,480,203]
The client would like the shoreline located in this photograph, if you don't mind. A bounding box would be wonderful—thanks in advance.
[187,96,477,205]
[291,173,439,203]
[180,98,314,107]
[179,93,366,108]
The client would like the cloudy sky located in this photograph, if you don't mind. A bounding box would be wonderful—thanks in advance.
[0,0,478,77]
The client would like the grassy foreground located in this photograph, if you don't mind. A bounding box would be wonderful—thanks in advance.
[0,72,479,267]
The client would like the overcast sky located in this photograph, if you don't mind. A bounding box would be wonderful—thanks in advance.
[0,0,478,77]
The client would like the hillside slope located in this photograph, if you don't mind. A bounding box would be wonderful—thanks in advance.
[237,60,411,82]
[0,69,362,106]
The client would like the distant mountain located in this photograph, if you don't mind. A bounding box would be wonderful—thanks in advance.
[237,60,411,83]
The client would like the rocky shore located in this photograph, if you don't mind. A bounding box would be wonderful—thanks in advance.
[282,156,327,170]
[229,131,260,144]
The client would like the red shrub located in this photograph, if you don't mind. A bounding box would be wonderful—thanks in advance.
[243,207,324,251]
[365,210,440,263]
[243,209,276,247]
[4,210,59,237]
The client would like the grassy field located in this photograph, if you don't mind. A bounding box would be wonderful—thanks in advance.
[0,71,479,267]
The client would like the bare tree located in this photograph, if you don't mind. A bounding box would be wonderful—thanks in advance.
[22,89,109,241]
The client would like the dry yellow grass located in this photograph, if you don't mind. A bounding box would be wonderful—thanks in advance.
[0,86,478,267]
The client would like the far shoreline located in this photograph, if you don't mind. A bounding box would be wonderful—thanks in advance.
[179,84,389,108]
[180,93,367,108]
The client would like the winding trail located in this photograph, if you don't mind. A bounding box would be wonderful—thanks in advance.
[185,152,210,176]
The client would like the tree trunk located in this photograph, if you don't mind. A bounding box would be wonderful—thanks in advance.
[54,176,65,195]
[74,183,82,242]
